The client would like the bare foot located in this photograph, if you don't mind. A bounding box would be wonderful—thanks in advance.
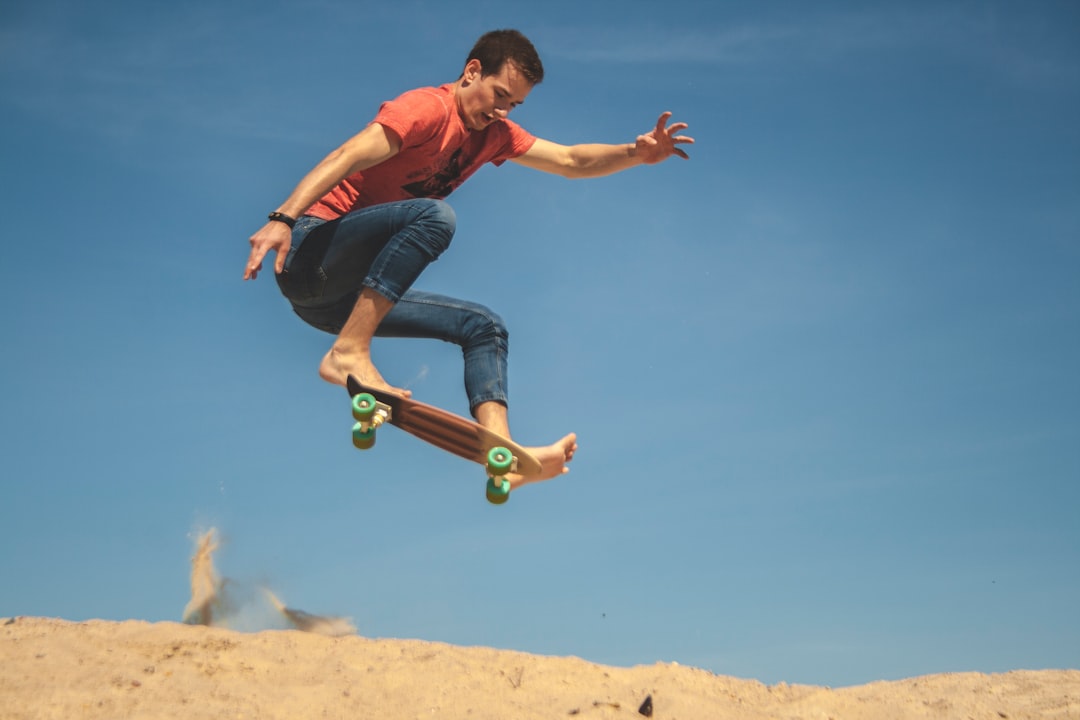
[318,346,411,396]
[509,433,578,490]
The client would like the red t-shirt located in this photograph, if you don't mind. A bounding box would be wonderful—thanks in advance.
[306,84,537,220]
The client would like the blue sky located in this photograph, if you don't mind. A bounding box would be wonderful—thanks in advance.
[2,0,1078,687]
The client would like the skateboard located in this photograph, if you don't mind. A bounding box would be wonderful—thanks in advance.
[346,375,542,505]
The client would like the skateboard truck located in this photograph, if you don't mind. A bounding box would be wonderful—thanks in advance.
[351,393,390,450]
[484,447,514,505]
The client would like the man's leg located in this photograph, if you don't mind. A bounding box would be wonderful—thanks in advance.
[379,291,578,485]
[279,200,456,392]
[376,290,510,409]
[318,287,399,391]
[472,400,577,487]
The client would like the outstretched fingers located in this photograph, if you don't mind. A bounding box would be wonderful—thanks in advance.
[639,111,694,162]
[658,111,694,159]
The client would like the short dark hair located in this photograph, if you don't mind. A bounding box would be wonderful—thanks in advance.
[465,29,544,85]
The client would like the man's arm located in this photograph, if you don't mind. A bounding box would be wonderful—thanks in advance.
[243,123,401,281]
[511,112,693,179]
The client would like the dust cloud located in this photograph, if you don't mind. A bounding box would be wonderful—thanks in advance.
[181,528,356,637]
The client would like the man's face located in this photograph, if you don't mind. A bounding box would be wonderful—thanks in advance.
[457,59,533,131]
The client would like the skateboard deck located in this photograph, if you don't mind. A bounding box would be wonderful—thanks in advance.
[346,375,542,503]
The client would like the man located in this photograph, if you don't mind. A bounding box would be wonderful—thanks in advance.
[244,29,693,490]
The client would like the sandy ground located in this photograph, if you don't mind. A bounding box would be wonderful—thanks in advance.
[2,616,1078,720]
[5,531,1075,719]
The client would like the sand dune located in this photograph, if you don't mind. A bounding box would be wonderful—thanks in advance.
[5,531,1074,718]
[2,616,1077,720]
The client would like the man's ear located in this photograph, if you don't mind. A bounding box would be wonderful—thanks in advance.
[462,58,483,83]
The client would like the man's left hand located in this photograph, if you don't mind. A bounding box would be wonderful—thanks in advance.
[635,112,694,164]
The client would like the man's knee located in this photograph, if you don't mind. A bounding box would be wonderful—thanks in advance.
[425,199,457,232]
[415,199,457,257]
[462,305,508,349]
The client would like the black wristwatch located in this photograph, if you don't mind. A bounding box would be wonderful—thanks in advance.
[268,211,297,229]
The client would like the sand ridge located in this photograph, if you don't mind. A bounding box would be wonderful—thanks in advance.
[4,529,1075,718]
[2,616,1077,720]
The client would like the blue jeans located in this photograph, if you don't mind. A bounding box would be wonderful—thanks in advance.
[276,199,509,411]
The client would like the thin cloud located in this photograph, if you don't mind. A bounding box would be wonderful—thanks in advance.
[544,25,800,65]
[540,5,1079,87]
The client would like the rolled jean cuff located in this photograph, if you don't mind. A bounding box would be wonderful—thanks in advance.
[362,277,403,305]
[469,393,508,414]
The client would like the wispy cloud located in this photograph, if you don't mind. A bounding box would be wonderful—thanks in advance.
[543,24,800,66]
[540,5,1079,87]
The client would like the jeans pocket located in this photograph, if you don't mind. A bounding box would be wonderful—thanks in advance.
[277,264,328,304]
[277,223,332,304]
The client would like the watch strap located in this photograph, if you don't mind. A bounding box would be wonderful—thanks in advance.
[267,211,297,229]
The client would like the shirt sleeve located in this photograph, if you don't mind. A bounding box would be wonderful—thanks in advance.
[373,88,451,150]
[490,120,537,166]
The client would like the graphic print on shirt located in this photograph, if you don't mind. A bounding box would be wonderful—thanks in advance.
[401,148,467,199]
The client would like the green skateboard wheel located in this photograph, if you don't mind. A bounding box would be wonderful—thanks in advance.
[486,477,511,505]
[352,422,376,450]
[352,393,377,422]
[486,446,514,476]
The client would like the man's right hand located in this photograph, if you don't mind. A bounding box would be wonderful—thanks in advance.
[244,221,292,280]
